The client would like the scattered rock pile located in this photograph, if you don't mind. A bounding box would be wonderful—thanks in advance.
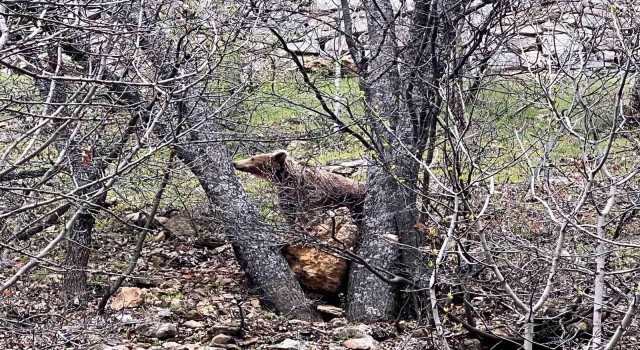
[251,0,639,73]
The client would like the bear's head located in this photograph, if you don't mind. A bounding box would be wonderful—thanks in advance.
[232,150,290,179]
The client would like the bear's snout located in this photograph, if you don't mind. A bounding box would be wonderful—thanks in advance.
[232,161,250,172]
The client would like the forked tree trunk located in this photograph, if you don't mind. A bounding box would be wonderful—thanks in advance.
[346,0,419,321]
[102,6,319,316]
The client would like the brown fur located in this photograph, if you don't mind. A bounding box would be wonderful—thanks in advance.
[232,150,365,229]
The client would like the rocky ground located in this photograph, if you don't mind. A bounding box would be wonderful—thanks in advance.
[0,220,474,350]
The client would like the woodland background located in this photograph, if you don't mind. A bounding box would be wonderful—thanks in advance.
[1,0,640,349]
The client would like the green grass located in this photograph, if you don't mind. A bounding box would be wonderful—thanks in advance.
[239,72,636,190]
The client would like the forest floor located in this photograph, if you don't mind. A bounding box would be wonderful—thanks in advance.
[0,221,470,350]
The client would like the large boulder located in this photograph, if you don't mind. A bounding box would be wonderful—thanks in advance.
[283,207,358,293]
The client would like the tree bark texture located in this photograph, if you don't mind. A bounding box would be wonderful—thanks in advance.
[35,77,103,307]
[346,0,477,321]
[109,82,320,321]
[631,76,640,114]
[346,0,419,321]
[102,4,319,319]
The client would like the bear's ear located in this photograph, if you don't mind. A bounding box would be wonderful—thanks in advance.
[272,150,288,164]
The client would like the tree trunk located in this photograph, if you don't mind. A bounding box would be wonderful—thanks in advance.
[346,0,419,321]
[631,76,640,113]
[35,77,103,307]
[171,127,319,320]
[346,0,476,321]
[100,9,319,317]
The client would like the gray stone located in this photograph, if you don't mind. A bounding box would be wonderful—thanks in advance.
[351,11,367,34]
[155,308,173,318]
[114,314,135,323]
[211,334,232,345]
[580,13,607,28]
[162,342,182,349]
[268,339,308,349]
[598,50,617,62]
[333,325,371,341]
[519,25,542,36]
[329,317,348,327]
[104,346,130,350]
[184,320,205,329]
[324,36,349,58]
[522,51,543,68]
[488,52,521,70]
[508,36,538,53]
[140,323,178,339]
[460,338,482,350]
[542,33,575,57]
[286,39,322,55]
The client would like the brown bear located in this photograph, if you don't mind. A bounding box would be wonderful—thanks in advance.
[232,150,365,230]
[233,150,364,293]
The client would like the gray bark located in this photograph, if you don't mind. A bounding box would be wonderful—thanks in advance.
[35,77,103,307]
[346,0,477,321]
[169,116,319,320]
[631,76,640,113]
[102,4,319,319]
[346,0,418,321]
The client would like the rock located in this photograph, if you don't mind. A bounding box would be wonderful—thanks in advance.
[268,339,308,349]
[283,208,358,293]
[196,301,217,316]
[168,297,183,310]
[124,211,173,230]
[286,38,321,55]
[250,298,261,308]
[155,308,173,318]
[411,329,428,338]
[89,345,111,350]
[333,325,371,341]
[284,246,348,293]
[184,320,205,329]
[329,317,348,327]
[208,324,243,337]
[104,346,130,350]
[114,314,135,323]
[162,342,182,349]
[288,319,308,325]
[488,51,521,71]
[110,287,145,310]
[519,25,542,36]
[211,334,232,345]
[159,278,182,290]
[542,33,574,57]
[162,213,196,236]
[184,310,205,320]
[343,336,378,350]
[460,339,482,350]
[140,323,178,339]
[318,305,344,317]
[369,326,393,341]
[324,36,349,58]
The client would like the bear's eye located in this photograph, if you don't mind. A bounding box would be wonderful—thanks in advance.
[250,158,255,161]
